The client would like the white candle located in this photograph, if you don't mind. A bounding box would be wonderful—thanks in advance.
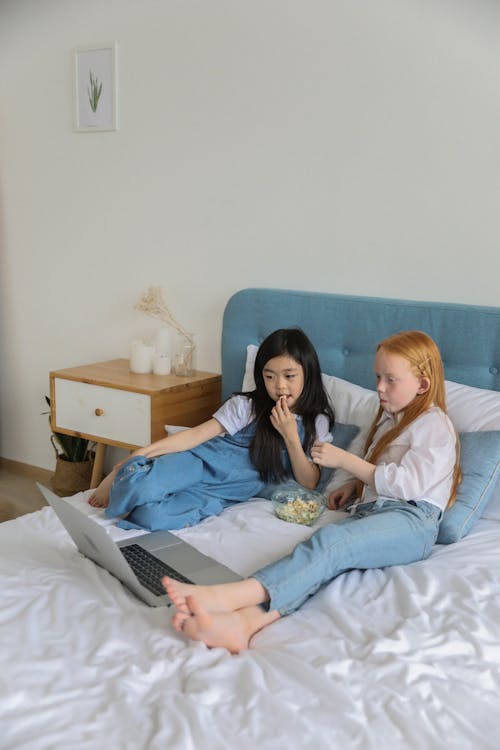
[155,327,171,356]
[129,341,154,373]
[153,353,171,375]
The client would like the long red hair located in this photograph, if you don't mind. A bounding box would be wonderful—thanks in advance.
[361,331,461,509]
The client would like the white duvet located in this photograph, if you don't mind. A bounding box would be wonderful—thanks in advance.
[1,494,499,750]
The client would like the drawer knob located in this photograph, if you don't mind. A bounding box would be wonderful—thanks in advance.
[95,408,105,417]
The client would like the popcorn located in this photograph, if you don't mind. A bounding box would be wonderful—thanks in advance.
[272,489,325,526]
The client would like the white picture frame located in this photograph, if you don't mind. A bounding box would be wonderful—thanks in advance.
[74,43,118,132]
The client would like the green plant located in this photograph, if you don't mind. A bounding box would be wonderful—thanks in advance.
[43,396,92,463]
[88,70,103,113]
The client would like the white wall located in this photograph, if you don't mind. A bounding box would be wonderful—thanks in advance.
[1,0,499,470]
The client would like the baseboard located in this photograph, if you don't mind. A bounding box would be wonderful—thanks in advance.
[0,457,53,483]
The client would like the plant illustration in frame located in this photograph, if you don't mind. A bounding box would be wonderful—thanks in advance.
[88,70,103,113]
[74,43,117,131]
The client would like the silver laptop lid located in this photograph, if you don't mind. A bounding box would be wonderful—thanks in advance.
[37,484,170,606]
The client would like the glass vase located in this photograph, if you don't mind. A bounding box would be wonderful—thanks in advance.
[173,333,196,377]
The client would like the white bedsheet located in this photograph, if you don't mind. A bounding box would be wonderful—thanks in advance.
[1,494,499,750]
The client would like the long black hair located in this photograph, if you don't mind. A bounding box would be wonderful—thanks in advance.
[242,328,335,482]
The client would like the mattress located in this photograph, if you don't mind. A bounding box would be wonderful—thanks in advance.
[1,492,499,750]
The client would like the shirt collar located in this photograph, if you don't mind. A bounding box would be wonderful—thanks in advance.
[376,401,436,429]
[376,410,400,428]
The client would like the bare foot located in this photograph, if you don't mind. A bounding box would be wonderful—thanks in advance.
[171,609,190,632]
[88,489,108,508]
[88,471,115,508]
[162,576,232,615]
[175,595,255,654]
[162,575,268,615]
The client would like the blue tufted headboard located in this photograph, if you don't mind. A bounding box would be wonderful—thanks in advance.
[221,288,500,400]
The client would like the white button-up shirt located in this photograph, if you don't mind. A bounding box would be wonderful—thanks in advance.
[361,406,457,512]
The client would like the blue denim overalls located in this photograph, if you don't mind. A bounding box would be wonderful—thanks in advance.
[106,421,302,531]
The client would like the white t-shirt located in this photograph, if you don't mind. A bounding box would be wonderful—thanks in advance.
[214,394,332,444]
[361,406,457,512]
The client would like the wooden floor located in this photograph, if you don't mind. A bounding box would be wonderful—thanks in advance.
[0,459,52,523]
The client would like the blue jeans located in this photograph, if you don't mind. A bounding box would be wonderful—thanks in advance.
[254,498,442,615]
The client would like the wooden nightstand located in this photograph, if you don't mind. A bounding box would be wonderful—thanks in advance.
[49,359,222,489]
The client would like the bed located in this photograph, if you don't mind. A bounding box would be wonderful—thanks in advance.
[1,288,500,750]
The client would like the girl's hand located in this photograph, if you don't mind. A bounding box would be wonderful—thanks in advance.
[311,441,347,469]
[270,396,299,442]
[327,480,357,510]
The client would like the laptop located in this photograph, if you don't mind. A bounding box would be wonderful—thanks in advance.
[37,483,242,607]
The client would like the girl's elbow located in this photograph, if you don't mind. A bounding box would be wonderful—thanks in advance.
[305,473,320,491]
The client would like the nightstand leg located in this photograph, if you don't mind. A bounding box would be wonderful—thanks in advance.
[90,443,106,488]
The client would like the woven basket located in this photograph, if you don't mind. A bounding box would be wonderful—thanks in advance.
[50,452,95,497]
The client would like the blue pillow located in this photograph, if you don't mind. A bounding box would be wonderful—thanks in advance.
[437,431,500,545]
[257,421,360,500]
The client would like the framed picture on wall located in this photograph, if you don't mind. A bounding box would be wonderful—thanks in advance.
[74,43,118,132]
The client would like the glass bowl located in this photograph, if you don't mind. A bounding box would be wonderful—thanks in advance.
[271,487,326,526]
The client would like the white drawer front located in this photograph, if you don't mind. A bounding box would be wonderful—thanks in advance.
[54,378,151,446]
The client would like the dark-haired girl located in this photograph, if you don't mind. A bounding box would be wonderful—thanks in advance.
[88,328,335,531]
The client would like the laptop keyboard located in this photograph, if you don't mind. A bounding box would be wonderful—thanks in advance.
[121,543,194,596]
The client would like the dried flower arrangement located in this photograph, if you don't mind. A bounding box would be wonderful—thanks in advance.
[134,286,195,375]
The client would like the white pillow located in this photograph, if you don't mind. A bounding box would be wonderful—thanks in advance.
[319,374,379,493]
[242,344,259,391]
[241,343,500,515]
[321,378,500,436]
[320,373,378,457]
[445,380,500,432]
